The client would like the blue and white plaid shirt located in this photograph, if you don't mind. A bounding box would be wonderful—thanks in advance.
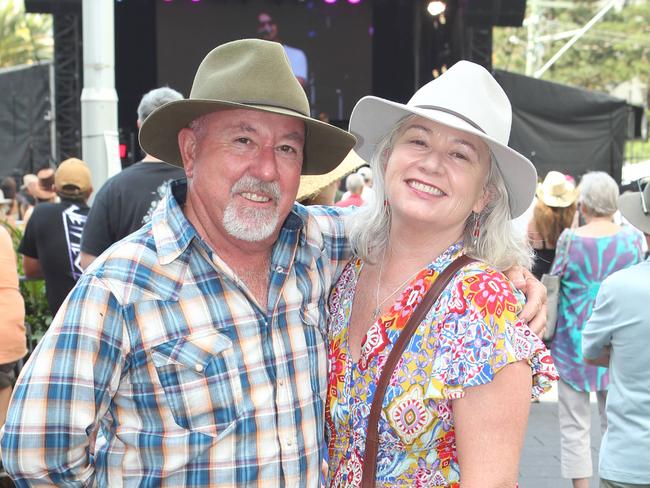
[1,180,352,487]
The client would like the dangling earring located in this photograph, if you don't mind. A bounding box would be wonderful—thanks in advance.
[472,212,481,247]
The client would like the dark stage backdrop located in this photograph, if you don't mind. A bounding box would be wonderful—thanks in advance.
[155,0,372,122]
[495,70,629,184]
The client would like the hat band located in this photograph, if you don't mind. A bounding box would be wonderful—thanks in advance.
[413,105,485,134]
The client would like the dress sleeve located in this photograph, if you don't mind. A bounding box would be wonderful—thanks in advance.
[426,267,557,401]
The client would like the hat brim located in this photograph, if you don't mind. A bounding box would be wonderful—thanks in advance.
[619,192,650,235]
[535,185,580,208]
[139,99,356,176]
[349,96,537,219]
[297,150,366,202]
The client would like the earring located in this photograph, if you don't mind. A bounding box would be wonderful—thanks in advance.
[472,212,481,247]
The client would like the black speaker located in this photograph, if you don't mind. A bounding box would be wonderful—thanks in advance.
[463,0,527,27]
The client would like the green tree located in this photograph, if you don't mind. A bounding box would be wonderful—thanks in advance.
[494,0,650,94]
[0,0,52,68]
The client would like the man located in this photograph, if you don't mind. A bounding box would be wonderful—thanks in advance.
[1,39,545,486]
[257,11,308,87]
[582,180,650,488]
[18,158,92,315]
[335,172,364,207]
[79,87,186,269]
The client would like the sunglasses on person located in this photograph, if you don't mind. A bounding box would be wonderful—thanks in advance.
[638,177,649,215]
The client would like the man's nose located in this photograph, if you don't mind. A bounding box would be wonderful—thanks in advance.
[251,145,280,181]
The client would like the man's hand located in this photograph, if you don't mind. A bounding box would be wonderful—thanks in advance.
[504,266,548,338]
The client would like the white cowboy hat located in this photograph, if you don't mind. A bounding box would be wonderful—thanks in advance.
[348,60,537,218]
[536,171,580,208]
[619,178,650,235]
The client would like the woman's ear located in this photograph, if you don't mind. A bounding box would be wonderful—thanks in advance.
[473,186,492,214]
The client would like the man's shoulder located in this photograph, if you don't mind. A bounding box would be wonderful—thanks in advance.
[85,226,187,305]
[602,260,649,291]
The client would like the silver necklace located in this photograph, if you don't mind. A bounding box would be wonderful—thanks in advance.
[371,249,423,322]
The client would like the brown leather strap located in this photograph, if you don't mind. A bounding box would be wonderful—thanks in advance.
[360,254,476,488]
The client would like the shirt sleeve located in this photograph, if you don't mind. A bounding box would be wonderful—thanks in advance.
[17,211,38,258]
[304,204,355,282]
[427,267,557,401]
[81,183,114,257]
[582,277,616,360]
[0,273,127,486]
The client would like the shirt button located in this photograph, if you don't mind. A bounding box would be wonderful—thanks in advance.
[275,265,285,273]
[286,438,293,447]
[278,379,284,386]
[194,364,204,373]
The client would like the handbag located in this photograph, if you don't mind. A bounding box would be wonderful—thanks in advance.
[360,254,476,488]
[540,230,573,342]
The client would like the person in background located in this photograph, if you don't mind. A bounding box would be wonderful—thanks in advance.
[79,87,186,270]
[22,168,58,224]
[0,225,27,427]
[18,158,93,315]
[549,171,644,488]
[257,11,308,88]
[583,179,650,488]
[527,171,579,279]
[325,60,557,487]
[297,150,365,206]
[335,172,364,208]
[0,177,21,223]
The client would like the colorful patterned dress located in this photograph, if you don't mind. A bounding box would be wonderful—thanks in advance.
[549,226,643,391]
[325,243,557,487]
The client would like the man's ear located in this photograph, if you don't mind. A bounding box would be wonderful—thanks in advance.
[178,128,197,178]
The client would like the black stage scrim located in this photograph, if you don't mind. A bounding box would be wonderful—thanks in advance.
[155,0,372,121]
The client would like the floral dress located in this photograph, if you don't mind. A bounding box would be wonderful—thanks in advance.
[325,243,557,487]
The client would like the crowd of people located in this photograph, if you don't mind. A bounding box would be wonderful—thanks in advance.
[0,38,647,488]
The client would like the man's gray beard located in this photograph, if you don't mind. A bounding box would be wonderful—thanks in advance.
[223,204,280,242]
[222,176,281,242]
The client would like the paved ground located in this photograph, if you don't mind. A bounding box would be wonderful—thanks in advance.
[520,385,603,488]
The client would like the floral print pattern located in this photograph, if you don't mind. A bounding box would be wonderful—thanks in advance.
[325,243,558,487]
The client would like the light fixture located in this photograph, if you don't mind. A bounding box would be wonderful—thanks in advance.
[427,1,446,16]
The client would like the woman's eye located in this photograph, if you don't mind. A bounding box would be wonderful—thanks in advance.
[410,138,428,147]
[451,151,468,160]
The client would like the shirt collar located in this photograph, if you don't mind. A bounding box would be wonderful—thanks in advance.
[151,179,308,265]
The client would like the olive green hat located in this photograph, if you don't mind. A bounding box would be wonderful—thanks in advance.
[139,38,356,175]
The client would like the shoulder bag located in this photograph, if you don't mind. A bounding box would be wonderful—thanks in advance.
[360,254,476,488]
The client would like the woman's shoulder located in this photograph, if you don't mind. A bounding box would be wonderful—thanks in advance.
[445,261,522,319]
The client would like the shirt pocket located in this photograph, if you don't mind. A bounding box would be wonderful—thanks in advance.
[151,330,243,438]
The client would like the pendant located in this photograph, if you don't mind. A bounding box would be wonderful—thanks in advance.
[371,307,381,321]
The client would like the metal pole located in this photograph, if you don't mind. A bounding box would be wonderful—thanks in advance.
[534,0,618,78]
[81,0,120,199]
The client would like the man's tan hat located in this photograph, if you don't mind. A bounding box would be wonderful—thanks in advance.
[619,178,650,234]
[139,38,356,175]
[536,171,580,208]
[54,158,92,197]
[297,150,366,202]
[33,168,57,200]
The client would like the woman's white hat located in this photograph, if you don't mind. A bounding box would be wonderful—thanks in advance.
[536,171,580,208]
[348,60,537,218]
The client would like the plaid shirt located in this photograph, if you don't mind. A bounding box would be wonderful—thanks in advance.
[1,180,351,487]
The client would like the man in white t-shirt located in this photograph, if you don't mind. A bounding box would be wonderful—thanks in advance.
[257,11,308,87]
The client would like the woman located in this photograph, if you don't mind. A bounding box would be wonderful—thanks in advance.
[549,171,644,488]
[325,61,557,488]
[527,171,579,279]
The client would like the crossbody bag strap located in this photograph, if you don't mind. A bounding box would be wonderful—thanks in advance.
[360,254,476,488]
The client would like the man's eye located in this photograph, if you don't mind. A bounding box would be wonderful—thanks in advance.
[235,137,252,145]
[278,145,297,154]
